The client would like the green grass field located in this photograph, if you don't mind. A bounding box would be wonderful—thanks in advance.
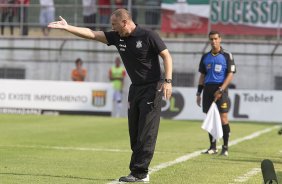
[0,114,281,184]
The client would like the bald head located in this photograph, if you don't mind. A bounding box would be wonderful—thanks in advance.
[111,8,132,21]
[110,8,136,37]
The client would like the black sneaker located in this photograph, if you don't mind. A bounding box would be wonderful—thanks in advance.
[220,145,228,156]
[202,148,218,154]
[119,174,149,183]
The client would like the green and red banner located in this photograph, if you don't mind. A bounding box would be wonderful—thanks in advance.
[161,0,282,35]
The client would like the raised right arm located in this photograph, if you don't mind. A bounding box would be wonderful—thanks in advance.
[48,16,108,44]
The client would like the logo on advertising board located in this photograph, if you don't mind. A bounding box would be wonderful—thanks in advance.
[161,0,281,35]
[161,90,184,118]
[92,90,107,107]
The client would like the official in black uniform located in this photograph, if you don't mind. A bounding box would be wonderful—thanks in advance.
[196,30,236,156]
[48,8,173,183]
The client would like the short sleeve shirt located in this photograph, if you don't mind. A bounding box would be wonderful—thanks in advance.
[104,25,167,85]
[199,48,236,84]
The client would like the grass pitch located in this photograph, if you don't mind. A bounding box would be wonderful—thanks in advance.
[0,114,281,184]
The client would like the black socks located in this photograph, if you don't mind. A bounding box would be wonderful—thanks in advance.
[209,124,230,149]
[209,133,216,149]
[222,124,230,147]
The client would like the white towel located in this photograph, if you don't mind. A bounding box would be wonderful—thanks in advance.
[201,102,223,142]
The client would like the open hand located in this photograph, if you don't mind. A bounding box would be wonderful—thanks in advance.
[162,83,172,100]
[196,95,201,107]
[48,16,68,29]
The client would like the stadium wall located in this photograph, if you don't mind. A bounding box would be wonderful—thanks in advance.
[1,38,282,91]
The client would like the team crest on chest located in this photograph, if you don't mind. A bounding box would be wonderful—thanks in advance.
[136,40,142,48]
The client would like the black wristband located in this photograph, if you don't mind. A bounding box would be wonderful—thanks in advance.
[196,85,204,96]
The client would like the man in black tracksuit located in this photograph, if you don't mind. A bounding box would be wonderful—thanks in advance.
[48,8,173,183]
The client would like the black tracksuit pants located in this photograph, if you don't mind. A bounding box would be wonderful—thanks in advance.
[127,81,162,179]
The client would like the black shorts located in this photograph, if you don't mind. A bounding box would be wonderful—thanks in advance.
[202,84,230,113]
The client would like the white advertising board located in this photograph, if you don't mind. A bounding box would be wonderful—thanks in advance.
[161,87,282,123]
[0,79,113,115]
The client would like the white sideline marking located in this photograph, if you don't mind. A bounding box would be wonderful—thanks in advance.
[150,126,279,174]
[107,126,279,184]
[0,145,131,153]
[0,145,179,154]
[229,168,261,184]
